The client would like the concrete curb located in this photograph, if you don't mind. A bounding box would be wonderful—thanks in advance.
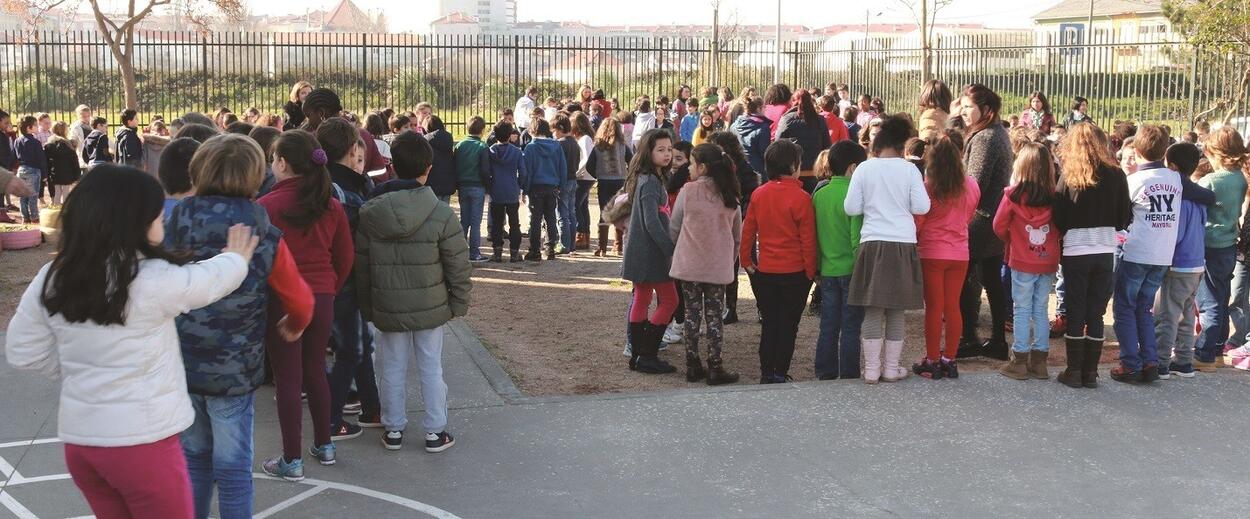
[447,319,525,402]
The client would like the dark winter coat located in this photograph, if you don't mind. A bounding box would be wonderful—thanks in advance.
[776,108,832,171]
[283,101,306,131]
[425,128,458,198]
[621,174,676,283]
[964,124,1014,259]
[732,114,771,179]
[44,136,81,185]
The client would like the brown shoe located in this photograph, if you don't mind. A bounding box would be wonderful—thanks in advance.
[999,350,1030,380]
[1056,336,1085,388]
[594,224,609,257]
[575,232,589,250]
[612,226,623,256]
[1027,350,1050,380]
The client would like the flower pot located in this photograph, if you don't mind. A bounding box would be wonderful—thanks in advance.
[0,227,42,250]
[39,207,61,233]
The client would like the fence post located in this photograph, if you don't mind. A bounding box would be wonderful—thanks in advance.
[201,32,209,113]
[791,41,801,87]
[512,35,521,100]
[361,33,369,112]
[849,41,856,90]
[658,37,665,98]
[33,36,42,111]
[1187,44,1200,126]
[1043,32,1053,96]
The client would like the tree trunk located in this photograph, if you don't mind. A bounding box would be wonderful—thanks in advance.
[119,56,138,110]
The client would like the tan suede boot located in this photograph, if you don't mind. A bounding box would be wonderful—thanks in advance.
[1027,350,1050,380]
[999,349,1030,380]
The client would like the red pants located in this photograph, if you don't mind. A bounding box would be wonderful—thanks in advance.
[629,281,679,325]
[922,259,969,361]
[64,435,194,519]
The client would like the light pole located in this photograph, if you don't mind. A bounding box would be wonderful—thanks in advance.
[774,0,782,84]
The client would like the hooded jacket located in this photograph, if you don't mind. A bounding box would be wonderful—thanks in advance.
[83,129,112,164]
[354,185,472,332]
[776,108,832,171]
[424,128,458,198]
[44,135,81,186]
[115,126,142,163]
[487,142,526,203]
[732,114,771,179]
[992,186,1060,274]
[631,111,657,146]
[520,137,567,192]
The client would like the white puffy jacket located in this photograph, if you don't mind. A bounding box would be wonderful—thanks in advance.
[631,111,657,147]
[6,253,247,447]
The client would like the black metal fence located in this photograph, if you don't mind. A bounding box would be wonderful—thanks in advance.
[1,30,1245,134]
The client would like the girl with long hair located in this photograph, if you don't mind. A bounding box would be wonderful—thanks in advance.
[776,89,832,192]
[283,81,312,131]
[1019,91,1056,135]
[586,118,634,256]
[571,112,597,250]
[917,79,953,140]
[762,83,793,139]
[621,130,679,374]
[1195,127,1250,371]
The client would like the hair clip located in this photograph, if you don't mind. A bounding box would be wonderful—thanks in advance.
[311,149,328,165]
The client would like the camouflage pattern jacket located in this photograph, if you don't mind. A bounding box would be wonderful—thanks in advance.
[165,196,280,396]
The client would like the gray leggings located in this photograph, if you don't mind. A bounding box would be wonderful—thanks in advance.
[862,306,905,341]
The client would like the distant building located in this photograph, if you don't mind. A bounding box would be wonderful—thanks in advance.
[1033,0,1169,44]
[438,0,517,33]
[266,0,387,33]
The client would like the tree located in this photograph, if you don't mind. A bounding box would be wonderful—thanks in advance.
[896,0,952,82]
[4,0,245,110]
[1165,0,1250,124]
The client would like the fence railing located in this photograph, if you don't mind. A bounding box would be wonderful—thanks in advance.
[1,30,1244,134]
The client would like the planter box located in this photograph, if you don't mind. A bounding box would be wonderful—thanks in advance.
[39,207,61,233]
[0,228,42,250]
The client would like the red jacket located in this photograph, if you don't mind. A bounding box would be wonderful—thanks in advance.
[992,186,1060,274]
[258,177,355,295]
[740,177,818,279]
[821,111,850,143]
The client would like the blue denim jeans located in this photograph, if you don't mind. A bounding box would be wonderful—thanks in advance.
[329,283,380,427]
[1227,259,1250,348]
[815,275,863,379]
[373,325,448,434]
[1113,260,1168,371]
[1197,245,1238,361]
[1011,271,1056,352]
[557,179,578,251]
[458,186,486,260]
[181,393,255,519]
[1054,268,1066,315]
[16,166,40,221]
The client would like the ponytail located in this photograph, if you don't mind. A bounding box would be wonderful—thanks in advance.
[691,143,741,209]
[273,129,333,229]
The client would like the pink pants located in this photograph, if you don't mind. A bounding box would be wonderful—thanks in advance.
[629,281,679,325]
[64,435,194,519]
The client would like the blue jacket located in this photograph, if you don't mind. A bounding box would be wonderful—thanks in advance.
[520,137,567,192]
[13,133,46,170]
[1174,177,1215,270]
[732,114,771,178]
[164,196,280,396]
[487,142,525,203]
[679,114,699,142]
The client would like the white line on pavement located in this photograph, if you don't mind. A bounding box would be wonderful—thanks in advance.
[0,490,38,519]
[0,438,61,450]
[252,483,329,519]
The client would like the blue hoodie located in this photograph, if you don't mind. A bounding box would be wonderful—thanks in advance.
[1174,177,1215,270]
[731,114,771,178]
[520,137,567,192]
[487,142,526,204]
[679,113,699,142]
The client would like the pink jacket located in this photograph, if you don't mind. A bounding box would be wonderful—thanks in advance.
[915,176,981,261]
[764,103,790,139]
[669,177,742,284]
[992,186,1060,274]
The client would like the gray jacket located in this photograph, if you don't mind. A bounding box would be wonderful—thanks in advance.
[965,124,1013,259]
[621,174,675,283]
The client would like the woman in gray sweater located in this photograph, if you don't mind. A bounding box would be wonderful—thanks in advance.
[622,129,679,374]
[956,84,1015,361]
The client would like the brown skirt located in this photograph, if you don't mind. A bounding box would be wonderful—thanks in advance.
[848,240,924,309]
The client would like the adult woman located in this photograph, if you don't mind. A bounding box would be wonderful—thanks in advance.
[283,81,312,131]
[1019,91,1056,135]
[776,90,832,193]
[586,118,634,256]
[762,84,793,139]
[577,84,594,110]
[955,84,1014,361]
[917,79,953,141]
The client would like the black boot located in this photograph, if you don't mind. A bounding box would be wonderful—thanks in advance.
[545,244,557,261]
[634,323,677,374]
[685,352,706,382]
[1083,337,1103,388]
[955,336,984,359]
[1056,336,1085,389]
[490,248,503,263]
[626,322,646,371]
[510,250,522,263]
[981,337,1010,361]
[705,357,739,385]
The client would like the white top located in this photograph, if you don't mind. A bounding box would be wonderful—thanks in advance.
[68,120,92,166]
[1122,165,1182,266]
[576,135,594,180]
[631,111,657,147]
[844,157,931,243]
[514,96,536,129]
[1062,227,1118,256]
[5,253,248,447]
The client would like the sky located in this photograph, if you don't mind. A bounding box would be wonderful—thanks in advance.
[229,0,1067,33]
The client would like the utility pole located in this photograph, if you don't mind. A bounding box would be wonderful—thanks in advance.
[775,0,782,84]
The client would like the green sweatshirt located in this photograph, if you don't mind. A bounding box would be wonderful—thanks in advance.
[812,176,863,277]
[1197,169,1247,248]
[453,135,489,188]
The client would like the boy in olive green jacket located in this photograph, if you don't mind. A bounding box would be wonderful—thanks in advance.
[356,130,472,453]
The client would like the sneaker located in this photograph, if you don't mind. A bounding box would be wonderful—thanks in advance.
[382,430,403,451]
[661,321,685,344]
[1110,365,1140,384]
[357,412,383,428]
[912,358,943,380]
[342,400,362,415]
[1049,315,1067,338]
[330,421,362,441]
[1169,363,1196,378]
[722,308,739,325]
[940,358,959,379]
[1194,357,1223,372]
[262,456,305,481]
[1140,363,1160,383]
[1157,364,1171,380]
[622,342,633,357]
[309,443,336,465]
[425,431,455,453]
[469,256,490,264]
[955,337,983,359]
[1225,345,1250,370]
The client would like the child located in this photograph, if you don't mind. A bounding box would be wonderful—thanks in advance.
[631,98,657,147]
[158,137,200,219]
[116,109,143,167]
[6,165,257,518]
[842,106,861,144]
[818,95,850,143]
[1110,124,1182,383]
[669,143,742,384]
[1053,123,1132,389]
[1155,142,1215,379]
[1195,127,1249,371]
[520,119,568,260]
[553,114,581,255]
[13,116,46,223]
[487,122,526,262]
[453,116,490,263]
[622,129,678,374]
[572,112,597,251]
[994,142,1060,380]
[356,129,471,453]
[83,116,112,166]
[661,141,694,346]
[813,141,867,380]
[165,134,313,516]
[44,121,81,206]
[692,108,717,146]
[912,135,980,380]
[586,118,633,257]
[741,140,818,383]
[257,130,353,479]
[679,98,700,143]
[844,115,931,384]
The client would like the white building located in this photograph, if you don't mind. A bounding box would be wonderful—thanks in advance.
[438,0,517,33]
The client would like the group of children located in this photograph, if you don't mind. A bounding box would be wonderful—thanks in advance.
[5,87,472,518]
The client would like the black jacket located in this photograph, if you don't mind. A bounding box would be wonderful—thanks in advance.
[283,102,305,131]
[115,126,142,162]
[424,129,457,198]
[83,130,112,164]
[44,137,81,185]
[776,108,831,171]
[557,136,580,182]
[1054,163,1133,234]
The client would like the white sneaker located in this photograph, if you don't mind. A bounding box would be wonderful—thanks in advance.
[622,342,632,357]
[662,322,685,344]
